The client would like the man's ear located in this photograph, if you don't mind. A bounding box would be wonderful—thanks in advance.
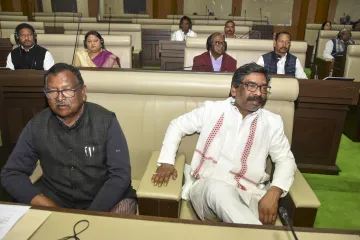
[230,86,237,97]
[273,40,276,48]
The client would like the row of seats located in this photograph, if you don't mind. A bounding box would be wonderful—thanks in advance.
[6,31,308,71]
[305,23,353,47]
[167,15,264,22]
[28,70,320,223]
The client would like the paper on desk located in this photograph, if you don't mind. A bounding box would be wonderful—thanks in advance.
[3,209,52,240]
[0,204,30,239]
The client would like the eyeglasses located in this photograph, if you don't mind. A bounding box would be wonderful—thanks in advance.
[239,81,271,94]
[44,84,83,100]
[213,41,225,46]
[19,33,33,38]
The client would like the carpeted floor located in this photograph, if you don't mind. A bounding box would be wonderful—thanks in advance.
[303,135,360,230]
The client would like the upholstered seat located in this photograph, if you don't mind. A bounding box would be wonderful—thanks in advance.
[0,21,45,39]
[28,70,320,227]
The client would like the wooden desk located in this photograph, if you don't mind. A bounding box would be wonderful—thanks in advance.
[4,204,360,240]
[332,55,346,77]
[142,30,171,67]
[292,79,360,174]
[311,57,333,79]
[159,40,185,71]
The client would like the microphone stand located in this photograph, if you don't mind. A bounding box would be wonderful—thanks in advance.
[279,207,299,240]
[108,7,112,35]
[54,11,56,33]
[71,15,82,66]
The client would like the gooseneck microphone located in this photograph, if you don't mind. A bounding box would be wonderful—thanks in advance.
[108,7,112,35]
[279,207,299,240]
[71,14,82,66]
[232,6,236,21]
[244,9,247,23]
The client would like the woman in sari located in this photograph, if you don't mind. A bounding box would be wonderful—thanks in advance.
[74,30,121,68]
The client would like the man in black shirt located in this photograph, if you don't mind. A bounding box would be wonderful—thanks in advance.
[6,23,54,70]
[1,63,137,214]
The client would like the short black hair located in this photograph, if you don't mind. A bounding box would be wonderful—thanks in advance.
[44,63,84,87]
[231,62,270,89]
[15,23,35,34]
[180,16,192,28]
[275,31,291,41]
[84,30,105,48]
[225,20,235,27]
[321,21,332,30]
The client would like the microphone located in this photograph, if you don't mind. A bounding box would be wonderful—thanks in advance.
[314,64,319,79]
[206,6,209,25]
[244,9,247,23]
[53,10,56,33]
[279,207,299,240]
[108,7,112,35]
[233,6,236,21]
[105,4,107,19]
[71,14,82,66]
[170,64,211,71]
[260,8,263,25]
[72,5,75,23]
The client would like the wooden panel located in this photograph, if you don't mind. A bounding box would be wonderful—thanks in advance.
[138,197,179,218]
[153,0,176,19]
[146,0,153,18]
[314,0,331,23]
[232,0,242,16]
[176,0,183,15]
[292,79,360,174]
[0,0,14,11]
[88,0,99,17]
[159,40,185,70]
[142,30,171,67]
[290,0,302,40]
[296,0,310,41]
[327,0,338,22]
[343,97,360,142]
[306,0,318,23]
[0,39,12,68]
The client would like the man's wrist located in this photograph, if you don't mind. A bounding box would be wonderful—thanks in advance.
[269,186,283,198]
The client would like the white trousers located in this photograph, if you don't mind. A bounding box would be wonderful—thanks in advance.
[189,178,262,225]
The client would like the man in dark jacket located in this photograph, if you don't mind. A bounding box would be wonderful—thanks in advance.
[1,63,137,214]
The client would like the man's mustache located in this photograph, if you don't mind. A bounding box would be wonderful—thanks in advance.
[247,96,264,102]
[55,101,71,107]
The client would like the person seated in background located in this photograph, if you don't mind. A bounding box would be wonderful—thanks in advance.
[192,32,237,72]
[352,21,360,31]
[74,30,120,68]
[256,31,307,79]
[6,23,54,70]
[223,20,240,39]
[323,28,355,59]
[1,63,137,214]
[171,16,197,41]
[152,62,297,225]
[321,21,332,30]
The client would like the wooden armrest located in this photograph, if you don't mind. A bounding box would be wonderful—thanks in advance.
[279,169,321,228]
[137,151,185,201]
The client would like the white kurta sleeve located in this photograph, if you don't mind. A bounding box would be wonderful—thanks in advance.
[268,116,297,196]
[157,102,211,165]
[295,58,308,79]
[171,31,177,41]
[256,56,264,67]
[323,40,334,59]
[43,51,55,70]
[6,53,15,70]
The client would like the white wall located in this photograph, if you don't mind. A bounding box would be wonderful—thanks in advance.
[41,0,89,16]
[242,0,294,25]
[183,0,232,17]
[334,0,360,24]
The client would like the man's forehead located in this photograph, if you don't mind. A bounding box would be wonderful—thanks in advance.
[277,34,290,41]
[226,23,234,27]
[19,28,32,33]
[212,34,224,41]
[243,73,267,83]
[47,71,77,84]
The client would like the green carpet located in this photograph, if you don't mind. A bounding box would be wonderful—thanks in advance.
[303,135,360,230]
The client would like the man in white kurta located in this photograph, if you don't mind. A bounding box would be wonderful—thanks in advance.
[152,63,297,225]
[171,16,197,41]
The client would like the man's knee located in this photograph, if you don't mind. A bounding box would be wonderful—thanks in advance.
[205,181,239,206]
